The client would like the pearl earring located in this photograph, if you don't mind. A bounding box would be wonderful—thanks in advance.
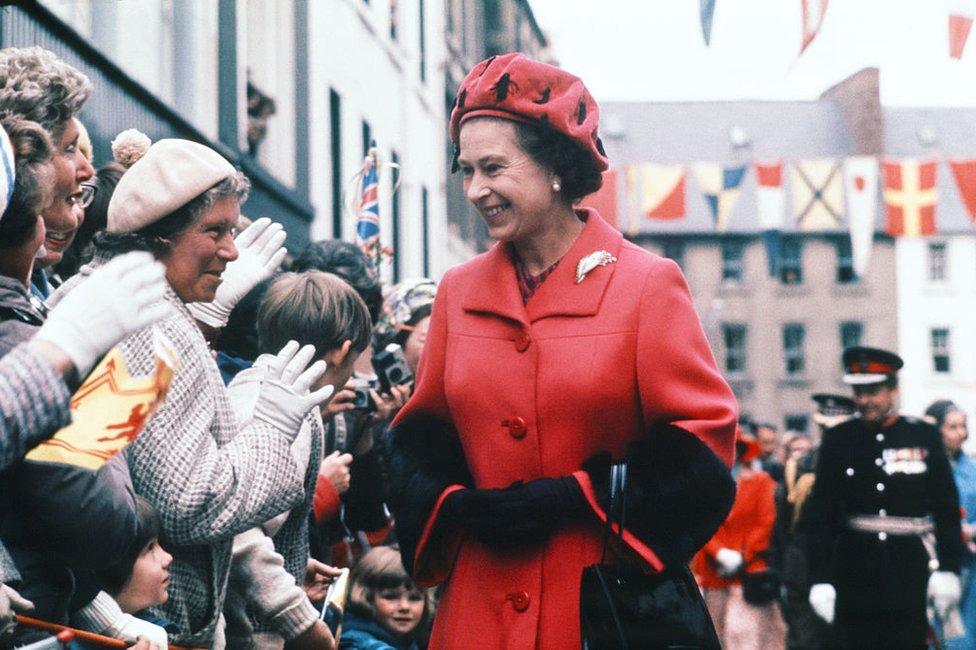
[552,180,561,192]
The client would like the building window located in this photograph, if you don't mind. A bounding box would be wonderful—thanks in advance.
[836,237,856,284]
[361,120,372,159]
[779,239,803,284]
[784,414,809,434]
[721,241,744,284]
[329,88,342,239]
[662,240,684,269]
[928,242,947,282]
[840,321,863,351]
[783,323,805,376]
[418,0,427,83]
[391,150,401,283]
[931,328,951,373]
[722,323,747,373]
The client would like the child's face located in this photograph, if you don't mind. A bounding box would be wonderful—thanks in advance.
[372,584,425,639]
[117,539,172,614]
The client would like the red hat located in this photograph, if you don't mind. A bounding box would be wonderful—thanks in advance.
[449,52,609,172]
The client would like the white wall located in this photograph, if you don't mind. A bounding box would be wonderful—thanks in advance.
[307,0,462,282]
[896,235,976,446]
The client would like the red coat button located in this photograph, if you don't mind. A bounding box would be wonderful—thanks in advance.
[507,591,530,612]
[504,416,527,439]
[514,332,531,352]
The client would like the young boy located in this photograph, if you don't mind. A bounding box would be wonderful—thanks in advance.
[79,496,175,648]
[224,270,372,647]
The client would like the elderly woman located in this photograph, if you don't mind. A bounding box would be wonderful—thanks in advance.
[52,138,328,648]
[387,53,737,648]
[0,46,95,297]
[926,400,976,648]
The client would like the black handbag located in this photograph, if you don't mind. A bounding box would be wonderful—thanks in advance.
[580,462,721,650]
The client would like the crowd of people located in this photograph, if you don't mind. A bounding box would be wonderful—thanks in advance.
[0,43,971,650]
[0,45,444,650]
[694,379,976,650]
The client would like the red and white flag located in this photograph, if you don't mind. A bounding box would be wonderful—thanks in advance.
[950,0,976,59]
[843,156,878,278]
[626,163,686,235]
[949,159,976,222]
[755,161,785,230]
[800,0,830,55]
[882,158,939,237]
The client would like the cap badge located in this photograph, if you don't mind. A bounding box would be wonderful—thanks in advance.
[575,250,617,284]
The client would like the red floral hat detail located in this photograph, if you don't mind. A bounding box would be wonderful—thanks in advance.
[449,52,609,172]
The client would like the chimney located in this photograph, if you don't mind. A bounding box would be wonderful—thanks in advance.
[819,68,883,156]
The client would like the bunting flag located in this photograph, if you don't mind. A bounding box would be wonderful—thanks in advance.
[755,162,785,276]
[628,163,686,221]
[692,163,747,232]
[25,340,175,471]
[882,158,939,237]
[701,0,717,46]
[949,159,976,222]
[792,158,844,230]
[355,142,382,268]
[950,0,976,59]
[800,0,829,55]
[843,156,879,278]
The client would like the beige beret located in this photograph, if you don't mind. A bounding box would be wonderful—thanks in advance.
[107,138,237,233]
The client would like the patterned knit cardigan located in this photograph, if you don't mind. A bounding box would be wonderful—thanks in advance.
[53,259,305,647]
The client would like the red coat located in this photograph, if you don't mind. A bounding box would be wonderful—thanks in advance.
[389,211,737,649]
[693,468,777,589]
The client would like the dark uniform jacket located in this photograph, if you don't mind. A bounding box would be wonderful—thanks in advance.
[802,415,963,647]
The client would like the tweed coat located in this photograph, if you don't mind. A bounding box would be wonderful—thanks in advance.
[53,257,305,647]
[0,344,72,584]
[387,211,738,649]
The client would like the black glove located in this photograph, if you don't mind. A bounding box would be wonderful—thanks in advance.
[443,476,587,548]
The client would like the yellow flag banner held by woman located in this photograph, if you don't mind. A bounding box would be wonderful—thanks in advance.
[25,335,176,471]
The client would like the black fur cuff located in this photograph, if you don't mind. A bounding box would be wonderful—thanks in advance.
[384,414,473,576]
[583,424,735,567]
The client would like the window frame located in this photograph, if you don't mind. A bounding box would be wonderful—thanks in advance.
[782,323,806,376]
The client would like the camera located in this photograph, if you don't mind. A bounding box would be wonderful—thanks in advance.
[351,376,378,413]
[372,343,414,393]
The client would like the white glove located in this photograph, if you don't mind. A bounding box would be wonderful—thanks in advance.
[928,571,962,619]
[809,583,836,624]
[187,217,287,327]
[251,341,335,439]
[0,583,34,638]
[35,252,173,376]
[714,548,743,577]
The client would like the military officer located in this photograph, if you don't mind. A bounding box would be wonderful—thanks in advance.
[802,346,963,649]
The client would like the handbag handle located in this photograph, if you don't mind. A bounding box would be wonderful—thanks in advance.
[601,461,628,563]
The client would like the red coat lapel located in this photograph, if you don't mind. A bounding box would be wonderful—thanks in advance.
[525,209,623,322]
[460,209,622,324]
[460,242,528,326]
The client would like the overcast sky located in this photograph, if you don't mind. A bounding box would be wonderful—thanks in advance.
[529,0,976,106]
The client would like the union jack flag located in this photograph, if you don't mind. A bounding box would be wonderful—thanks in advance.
[356,143,381,264]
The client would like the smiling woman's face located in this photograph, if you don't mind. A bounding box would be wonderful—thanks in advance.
[158,197,240,303]
[38,119,94,267]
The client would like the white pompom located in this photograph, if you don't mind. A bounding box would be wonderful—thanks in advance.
[111,129,152,167]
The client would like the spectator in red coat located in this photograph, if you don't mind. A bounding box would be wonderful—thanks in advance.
[695,431,787,649]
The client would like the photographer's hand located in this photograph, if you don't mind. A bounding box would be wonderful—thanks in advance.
[323,379,358,419]
[369,383,411,423]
